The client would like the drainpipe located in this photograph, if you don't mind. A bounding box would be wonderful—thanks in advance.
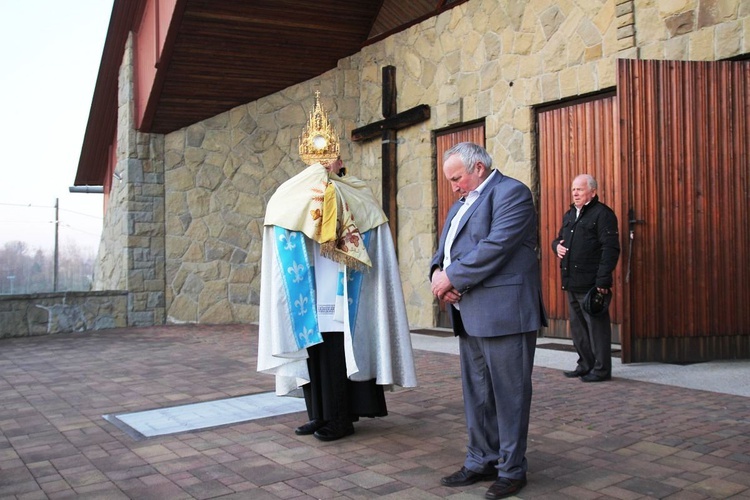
[69,186,104,193]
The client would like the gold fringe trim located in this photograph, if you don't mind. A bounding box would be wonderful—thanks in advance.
[320,241,370,273]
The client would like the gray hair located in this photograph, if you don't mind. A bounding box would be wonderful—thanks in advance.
[443,142,493,173]
[574,174,598,190]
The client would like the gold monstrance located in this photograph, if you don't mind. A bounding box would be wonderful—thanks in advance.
[299,91,340,165]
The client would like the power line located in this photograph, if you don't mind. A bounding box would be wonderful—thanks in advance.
[1,202,102,219]
[59,207,102,220]
[58,224,102,237]
[0,202,55,209]
[0,220,54,225]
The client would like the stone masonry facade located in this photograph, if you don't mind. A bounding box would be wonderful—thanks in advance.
[93,34,166,327]
[94,0,750,329]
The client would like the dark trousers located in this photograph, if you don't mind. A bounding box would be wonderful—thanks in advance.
[567,291,612,377]
[303,331,387,423]
[451,307,535,480]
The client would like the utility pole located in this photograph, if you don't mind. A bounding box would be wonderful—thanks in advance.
[54,198,59,292]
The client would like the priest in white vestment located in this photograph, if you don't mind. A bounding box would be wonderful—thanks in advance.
[257,157,417,441]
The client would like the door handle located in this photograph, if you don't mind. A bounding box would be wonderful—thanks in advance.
[626,208,645,283]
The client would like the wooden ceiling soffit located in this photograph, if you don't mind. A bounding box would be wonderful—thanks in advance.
[145,1,382,133]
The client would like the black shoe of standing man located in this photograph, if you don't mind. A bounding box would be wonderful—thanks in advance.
[581,373,611,382]
[440,466,496,487]
[485,476,527,499]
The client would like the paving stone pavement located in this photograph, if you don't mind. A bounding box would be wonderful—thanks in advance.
[1,324,749,499]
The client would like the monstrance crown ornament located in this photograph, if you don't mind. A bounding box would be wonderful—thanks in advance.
[299,91,340,165]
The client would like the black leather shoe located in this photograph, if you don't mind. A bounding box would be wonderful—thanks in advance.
[313,420,354,441]
[581,373,611,382]
[440,466,496,487]
[485,477,527,499]
[294,419,326,435]
[563,369,587,378]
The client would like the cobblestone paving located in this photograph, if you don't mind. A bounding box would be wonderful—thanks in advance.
[1,324,748,499]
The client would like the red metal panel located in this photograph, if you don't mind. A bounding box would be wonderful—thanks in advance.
[134,0,180,130]
[618,59,750,362]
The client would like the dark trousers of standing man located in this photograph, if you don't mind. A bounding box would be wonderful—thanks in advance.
[567,291,612,378]
[451,308,536,480]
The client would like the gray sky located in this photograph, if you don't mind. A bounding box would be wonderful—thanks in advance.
[0,0,114,253]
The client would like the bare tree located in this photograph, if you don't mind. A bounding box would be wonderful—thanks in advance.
[0,241,95,294]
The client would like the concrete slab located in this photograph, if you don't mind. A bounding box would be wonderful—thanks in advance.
[104,391,306,439]
[412,333,750,398]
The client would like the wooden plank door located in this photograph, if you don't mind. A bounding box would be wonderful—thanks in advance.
[618,59,750,363]
[434,122,485,327]
[537,94,623,342]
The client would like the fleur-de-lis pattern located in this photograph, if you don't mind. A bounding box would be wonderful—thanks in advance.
[274,226,322,350]
[272,220,371,348]
[288,260,305,283]
[278,230,298,251]
[299,326,316,345]
[294,293,308,315]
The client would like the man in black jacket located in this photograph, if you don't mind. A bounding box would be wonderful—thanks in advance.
[552,174,620,382]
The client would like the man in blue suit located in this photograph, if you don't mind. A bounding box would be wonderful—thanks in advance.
[430,142,546,499]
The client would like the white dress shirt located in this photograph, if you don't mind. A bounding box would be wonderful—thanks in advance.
[442,170,497,308]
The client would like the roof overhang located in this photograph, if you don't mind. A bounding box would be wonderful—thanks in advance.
[74,0,468,186]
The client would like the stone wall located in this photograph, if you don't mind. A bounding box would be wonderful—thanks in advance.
[163,67,361,324]
[354,0,626,327]
[636,0,749,60]
[0,291,128,338]
[349,0,749,327]
[96,0,749,330]
[93,34,166,327]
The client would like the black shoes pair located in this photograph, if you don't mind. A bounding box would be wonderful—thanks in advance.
[563,369,611,382]
[294,419,325,435]
[440,466,495,487]
[440,466,526,499]
[294,419,354,441]
[581,373,611,382]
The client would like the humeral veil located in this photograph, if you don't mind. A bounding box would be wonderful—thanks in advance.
[257,162,418,396]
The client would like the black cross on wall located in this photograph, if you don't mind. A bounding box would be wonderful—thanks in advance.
[351,66,430,247]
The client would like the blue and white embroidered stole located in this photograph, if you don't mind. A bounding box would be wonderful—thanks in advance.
[344,231,368,338]
[274,227,322,349]
[274,226,369,349]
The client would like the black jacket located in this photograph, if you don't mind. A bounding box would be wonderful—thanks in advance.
[552,196,620,293]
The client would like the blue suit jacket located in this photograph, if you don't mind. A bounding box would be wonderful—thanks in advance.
[430,171,547,336]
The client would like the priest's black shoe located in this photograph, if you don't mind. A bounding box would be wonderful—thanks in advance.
[440,466,496,487]
[294,419,326,435]
[581,373,611,382]
[313,420,354,441]
[563,369,587,378]
[485,476,527,499]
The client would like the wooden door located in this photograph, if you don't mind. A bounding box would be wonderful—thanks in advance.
[537,93,623,342]
[618,59,750,363]
[434,123,485,327]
